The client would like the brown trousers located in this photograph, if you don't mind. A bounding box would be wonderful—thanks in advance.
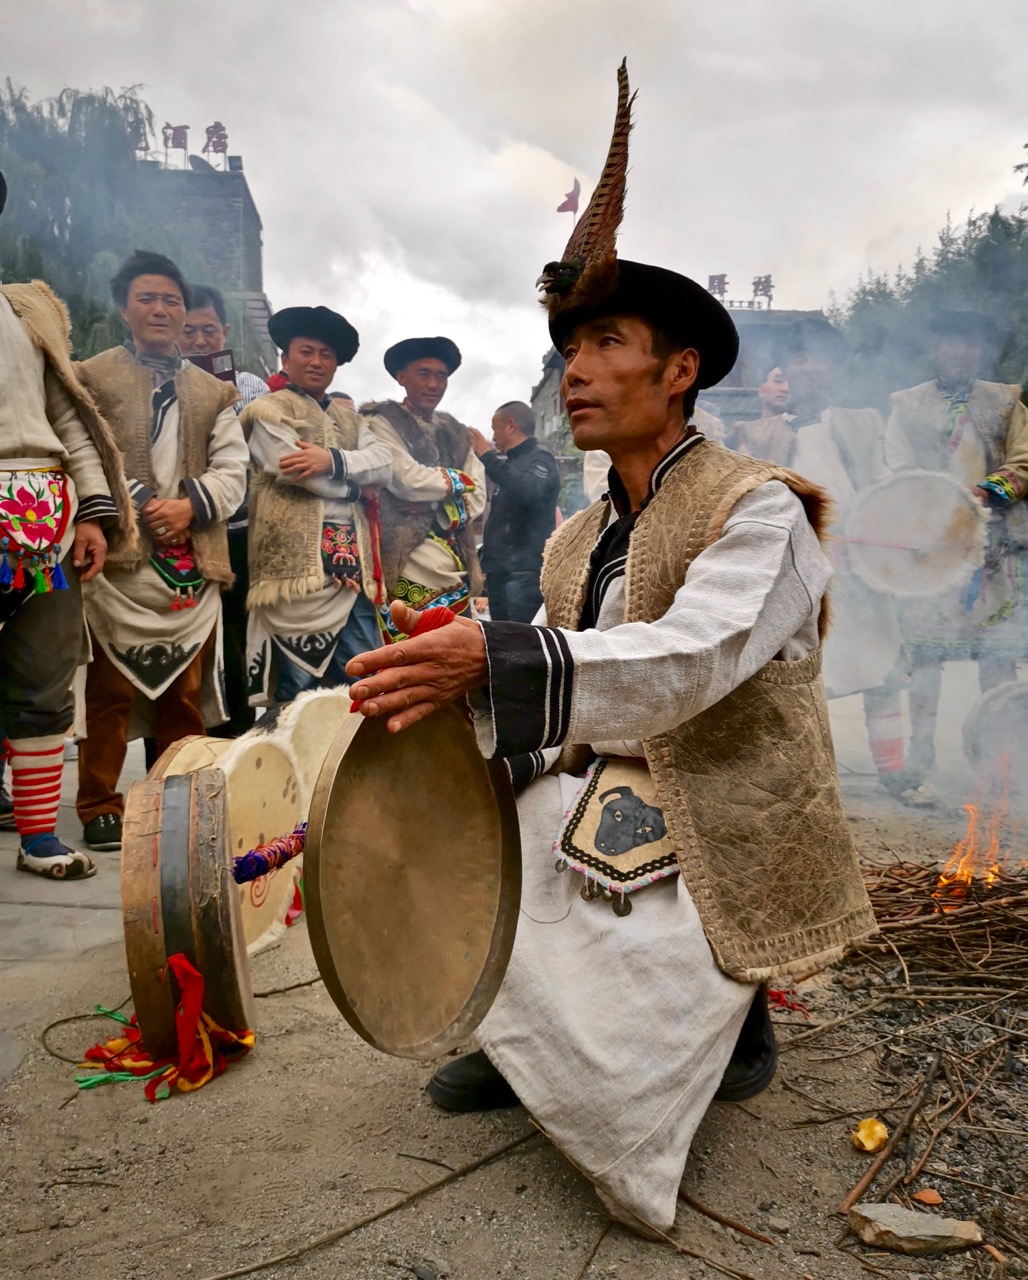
[76,630,212,823]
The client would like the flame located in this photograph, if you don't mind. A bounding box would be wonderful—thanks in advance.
[934,757,1011,909]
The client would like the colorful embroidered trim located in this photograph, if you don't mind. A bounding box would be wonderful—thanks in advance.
[0,470,70,594]
[150,543,205,611]
[981,470,1022,505]
[321,520,362,588]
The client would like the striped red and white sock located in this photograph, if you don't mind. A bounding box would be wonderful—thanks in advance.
[864,695,906,778]
[6,735,66,840]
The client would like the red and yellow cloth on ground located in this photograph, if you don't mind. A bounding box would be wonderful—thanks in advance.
[78,953,254,1102]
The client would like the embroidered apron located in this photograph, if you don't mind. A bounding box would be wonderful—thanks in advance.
[553,757,679,916]
[0,468,71,623]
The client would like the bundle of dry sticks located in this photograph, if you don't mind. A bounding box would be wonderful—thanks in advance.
[854,858,1028,987]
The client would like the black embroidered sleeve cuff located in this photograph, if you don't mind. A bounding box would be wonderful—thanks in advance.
[328,448,348,482]
[127,479,156,510]
[184,477,217,527]
[74,495,120,526]
[504,750,550,796]
[480,621,574,757]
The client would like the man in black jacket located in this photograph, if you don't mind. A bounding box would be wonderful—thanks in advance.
[469,401,560,622]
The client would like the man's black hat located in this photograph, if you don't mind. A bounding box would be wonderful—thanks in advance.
[929,309,999,349]
[0,169,7,218]
[268,306,359,364]
[384,336,462,379]
[547,259,739,390]
[777,316,849,367]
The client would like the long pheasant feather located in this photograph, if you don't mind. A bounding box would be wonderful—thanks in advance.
[562,59,635,266]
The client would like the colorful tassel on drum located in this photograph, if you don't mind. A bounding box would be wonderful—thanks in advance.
[231,822,307,883]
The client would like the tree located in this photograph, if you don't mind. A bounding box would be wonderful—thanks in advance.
[831,199,1028,410]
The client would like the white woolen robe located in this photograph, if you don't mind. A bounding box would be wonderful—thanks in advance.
[472,477,833,1229]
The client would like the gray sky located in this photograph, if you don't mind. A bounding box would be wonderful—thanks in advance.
[6,0,1028,419]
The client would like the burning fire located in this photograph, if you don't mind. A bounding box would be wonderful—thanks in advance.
[934,760,1011,909]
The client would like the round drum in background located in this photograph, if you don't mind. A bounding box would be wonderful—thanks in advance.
[305,705,522,1060]
[122,768,254,1061]
[844,470,987,598]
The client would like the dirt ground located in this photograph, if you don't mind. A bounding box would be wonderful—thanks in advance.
[2,771,1023,1280]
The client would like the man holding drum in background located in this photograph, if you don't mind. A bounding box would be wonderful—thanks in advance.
[346,63,874,1240]
[886,309,1028,780]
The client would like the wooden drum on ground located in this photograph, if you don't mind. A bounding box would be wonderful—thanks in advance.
[122,768,254,1061]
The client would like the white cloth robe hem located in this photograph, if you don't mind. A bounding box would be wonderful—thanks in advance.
[474,480,832,1228]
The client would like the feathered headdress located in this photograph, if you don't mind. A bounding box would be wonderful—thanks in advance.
[538,59,635,318]
[539,60,740,388]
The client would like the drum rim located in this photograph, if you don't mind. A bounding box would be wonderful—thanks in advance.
[304,704,522,1060]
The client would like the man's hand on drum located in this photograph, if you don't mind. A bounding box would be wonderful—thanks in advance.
[346,601,488,734]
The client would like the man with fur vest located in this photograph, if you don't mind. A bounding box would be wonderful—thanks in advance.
[241,306,392,706]
[74,250,248,854]
[0,168,134,880]
[362,337,485,637]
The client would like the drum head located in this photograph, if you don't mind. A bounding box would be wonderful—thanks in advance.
[149,735,232,779]
[122,769,254,1060]
[845,470,987,598]
[963,680,1028,790]
[257,688,351,805]
[305,705,521,1060]
[216,736,304,955]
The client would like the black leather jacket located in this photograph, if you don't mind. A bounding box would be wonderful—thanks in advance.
[480,437,560,576]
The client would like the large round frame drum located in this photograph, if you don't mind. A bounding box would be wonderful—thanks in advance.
[305,705,522,1060]
[122,768,254,1060]
[844,470,987,598]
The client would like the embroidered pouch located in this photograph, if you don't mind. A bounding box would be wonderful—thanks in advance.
[0,469,71,599]
[150,543,205,610]
[321,521,362,589]
[553,756,679,915]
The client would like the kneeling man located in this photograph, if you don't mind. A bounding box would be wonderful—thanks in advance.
[347,67,874,1236]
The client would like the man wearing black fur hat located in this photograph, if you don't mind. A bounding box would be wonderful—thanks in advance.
[0,169,134,880]
[886,309,1028,777]
[242,306,392,705]
[362,337,485,637]
[346,64,874,1237]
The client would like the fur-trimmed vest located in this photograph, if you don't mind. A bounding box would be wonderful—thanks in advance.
[540,440,875,981]
[241,389,378,609]
[75,346,238,584]
[0,282,137,555]
[362,399,482,596]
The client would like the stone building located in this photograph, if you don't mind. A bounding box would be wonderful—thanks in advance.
[136,156,277,374]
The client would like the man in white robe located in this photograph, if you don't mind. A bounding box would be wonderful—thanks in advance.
[347,270,873,1235]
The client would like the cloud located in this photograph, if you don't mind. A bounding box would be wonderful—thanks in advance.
[4,0,1028,408]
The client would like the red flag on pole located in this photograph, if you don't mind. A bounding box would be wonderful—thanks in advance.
[557,178,581,214]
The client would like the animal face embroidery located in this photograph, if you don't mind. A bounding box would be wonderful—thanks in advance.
[594,786,667,857]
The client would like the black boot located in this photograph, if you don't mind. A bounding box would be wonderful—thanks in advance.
[714,985,778,1103]
[426,1050,521,1113]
